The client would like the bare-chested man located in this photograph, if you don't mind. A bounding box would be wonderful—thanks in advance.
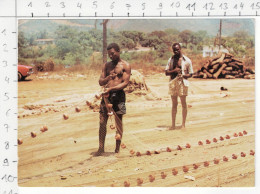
[96,43,131,156]
[165,43,193,130]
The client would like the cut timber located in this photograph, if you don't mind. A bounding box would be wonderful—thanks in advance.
[212,63,220,70]
[203,73,207,79]
[232,58,243,63]
[203,69,213,78]
[212,53,225,65]
[225,75,235,79]
[209,69,214,74]
[224,67,232,71]
[213,63,227,79]
[212,52,222,61]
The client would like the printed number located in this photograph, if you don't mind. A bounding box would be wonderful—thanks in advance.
[3,190,14,194]
[3,158,9,166]
[251,2,260,9]
[3,61,8,67]
[28,2,32,7]
[142,3,146,10]
[1,174,16,182]
[1,29,6,35]
[6,109,10,117]
[171,1,180,8]
[4,93,9,101]
[5,76,10,84]
[5,141,9,150]
[234,3,244,10]
[219,3,228,10]
[3,44,8,52]
[77,2,82,8]
[126,4,131,10]
[92,1,98,9]
[203,2,214,10]
[45,2,51,7]
[186,3,196,11]
[158,3,163,9]
[110,1,115,9]
[60,2,65,8]
[4,124,9,132]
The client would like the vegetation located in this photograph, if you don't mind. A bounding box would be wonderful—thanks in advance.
[18,24,255,73]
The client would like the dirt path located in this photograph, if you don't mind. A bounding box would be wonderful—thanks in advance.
[18,74,255,187]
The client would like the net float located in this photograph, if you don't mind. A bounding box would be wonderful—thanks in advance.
[183,166,189,173]
[166,147,172,152]
[136,152,141,157]
[149,175,155,182]
[172,168,178,175]
[146,150,151,155]
[204,161,209,167]
[154,150,160,154]
[110,125,116,130]
[232,154,237,159]
[40,126,45,132]
[107,104,113,108]
[103,93,109,98]
[238,132,243,136]
[186,143,191,148]
[161,172,167,179]
[75,107,81,112]
[225,135,230,139]
[121,143,126,149]
[233,133,238,137]
[95,93,102,99]
[214,158,220,164]
[31,132,36,138]
[137,178,143,185]
[193,163,199,169]
[130,150,135,155]
[241,152,246,157]
[18,138,23,145]
[115,134,121,140]
[206,139,211,144]
[177,145,182,150]
[63,113,69,120]
[198,141,203,145]
[223,156,228,162]
[43,125,48,132]
[107,112,113,116]
[86,100,92,106]
[124,181,130,187]
[213,138,218,143]
[243,130,248,135]
[219,136,224,141]
[250,150,255,156]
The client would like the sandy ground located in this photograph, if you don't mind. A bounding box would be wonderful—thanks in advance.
[18,73,255,187]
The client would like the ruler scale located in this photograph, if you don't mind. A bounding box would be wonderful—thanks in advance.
[0,0,259,194]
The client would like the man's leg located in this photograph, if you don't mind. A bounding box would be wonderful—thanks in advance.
[96,113,108,156]
[180,96,187,128]
[170,95,178,129]
[115,114,123,153]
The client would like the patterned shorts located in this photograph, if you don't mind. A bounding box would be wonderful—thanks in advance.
[169,77,188,96]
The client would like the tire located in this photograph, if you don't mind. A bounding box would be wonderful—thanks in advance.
[18,72,22,81]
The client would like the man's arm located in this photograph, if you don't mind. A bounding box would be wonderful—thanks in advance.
[183,58,193,79]
[99,63,113,86]
[165,58,181,76]
[104,62,131,93]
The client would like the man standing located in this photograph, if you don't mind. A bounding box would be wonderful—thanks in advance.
[165,43,193,130]
[96,43,131,156]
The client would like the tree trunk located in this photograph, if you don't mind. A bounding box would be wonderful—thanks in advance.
[102,19,109,63]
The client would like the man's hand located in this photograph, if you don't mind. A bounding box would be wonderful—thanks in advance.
[102,88,111,97]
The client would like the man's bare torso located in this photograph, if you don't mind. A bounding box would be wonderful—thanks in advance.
[105,60,127,88]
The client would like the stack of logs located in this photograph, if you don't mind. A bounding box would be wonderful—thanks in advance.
[193,52,255,79]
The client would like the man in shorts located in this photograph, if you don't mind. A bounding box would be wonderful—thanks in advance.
[96,43,131,156]
[165,43,193,130]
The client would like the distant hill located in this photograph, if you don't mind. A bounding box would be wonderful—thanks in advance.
[19,19,254,37]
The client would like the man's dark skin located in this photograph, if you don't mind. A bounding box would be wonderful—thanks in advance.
[96,46,131,155]
[165,44,192,129]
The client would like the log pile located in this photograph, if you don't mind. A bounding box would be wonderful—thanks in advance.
[193,52,255,79]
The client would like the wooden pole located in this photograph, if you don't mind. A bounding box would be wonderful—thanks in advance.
[102,19,109,63]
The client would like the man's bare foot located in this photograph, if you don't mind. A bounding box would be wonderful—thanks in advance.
[94,148,104,156]
[181,125,186,129]
[168,126,176,130]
